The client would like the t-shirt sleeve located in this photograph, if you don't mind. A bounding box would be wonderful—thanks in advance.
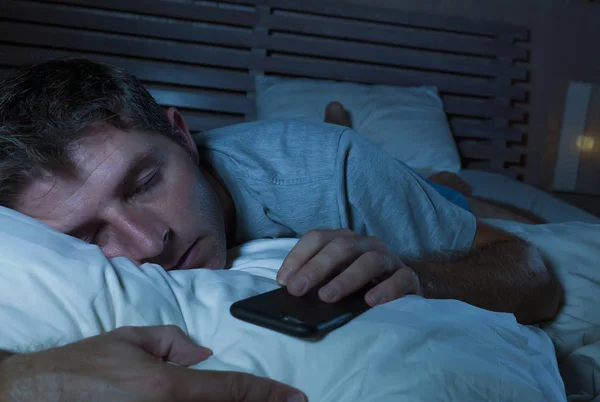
[335,128,477,263]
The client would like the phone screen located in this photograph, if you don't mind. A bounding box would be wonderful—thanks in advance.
[230,282,375,339]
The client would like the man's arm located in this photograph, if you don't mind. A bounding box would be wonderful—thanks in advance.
[277,128,562,325]
[278,224,563,326]
[0,326,306,402]
[412,221,563,325]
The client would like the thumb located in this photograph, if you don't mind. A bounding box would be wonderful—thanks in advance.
[171,368,308,402]
[119,325,213,366]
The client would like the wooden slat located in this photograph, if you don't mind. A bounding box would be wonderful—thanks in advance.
[2,0,253,48]
[228,0,528,38]
[1,0,532,182]
[0,66,244,131]
[146,85,254,114]
[44,0,258,27]
[0,43,254,92]
[180,111,245,132]
[443,96,525,121]
[257,55,525,101]
[449,118,524,141]
[458,140,523,163]
[258,34,527,79]
[488,38,516,170]
[259,14,527,59]
[0,21,252,70]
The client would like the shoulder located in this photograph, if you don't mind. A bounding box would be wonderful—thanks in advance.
[194,120,349,182]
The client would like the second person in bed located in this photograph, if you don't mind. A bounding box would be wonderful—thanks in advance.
[324,101,547,225]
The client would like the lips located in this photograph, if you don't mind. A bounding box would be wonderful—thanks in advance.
[171,237,201,271]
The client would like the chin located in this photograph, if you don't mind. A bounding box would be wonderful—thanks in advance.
[205,258,225,270]
[201,250,227,270]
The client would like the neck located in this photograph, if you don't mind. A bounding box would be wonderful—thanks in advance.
[203,164,236,246]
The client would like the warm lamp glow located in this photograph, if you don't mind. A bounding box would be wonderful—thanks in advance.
[576,135,596,151]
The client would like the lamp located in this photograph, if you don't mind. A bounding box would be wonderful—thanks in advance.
[552,81,599,191]
[576,135,596,151]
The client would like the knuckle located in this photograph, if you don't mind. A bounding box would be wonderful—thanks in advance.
[164,324,183,336]
[302,261,328,281]
[380,252,399,272]
[333,272,359,292]
[306,229,327,244]
[362,250,383,266]
[330,236,357,253]
[337,228,356,237]
[368,250,396,272]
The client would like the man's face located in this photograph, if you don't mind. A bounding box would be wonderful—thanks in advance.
[16,124,227,271]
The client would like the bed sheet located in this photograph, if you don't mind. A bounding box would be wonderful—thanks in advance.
[6,206,600,401]
[0,205,570,401]
[458,170,600,224]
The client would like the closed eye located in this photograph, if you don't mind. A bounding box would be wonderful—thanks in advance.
[81,229,99,244]
[132,168,161,197]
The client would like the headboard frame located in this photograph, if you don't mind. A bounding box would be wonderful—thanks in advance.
[0,0,530,179]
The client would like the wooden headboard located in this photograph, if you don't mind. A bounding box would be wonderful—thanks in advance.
[0,0,531,180]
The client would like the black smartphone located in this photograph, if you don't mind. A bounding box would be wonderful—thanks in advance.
[230,282,375,340]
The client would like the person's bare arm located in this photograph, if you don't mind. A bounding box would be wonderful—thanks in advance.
[278,223,563,326]
[0,326,306,402]
[412,221,563,325]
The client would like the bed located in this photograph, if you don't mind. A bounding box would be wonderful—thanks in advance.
[1,0,599,401]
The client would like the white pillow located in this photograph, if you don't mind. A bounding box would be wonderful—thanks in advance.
[0,206,569,401]
[255,76,462,173]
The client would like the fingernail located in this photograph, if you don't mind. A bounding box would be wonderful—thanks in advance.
[319,285,339,302]
[277,266,290,285]
[366,292,381,306]
[287,393,307,402]
[289,276,308,294]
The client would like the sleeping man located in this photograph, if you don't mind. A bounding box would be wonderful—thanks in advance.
[0,59,563,401]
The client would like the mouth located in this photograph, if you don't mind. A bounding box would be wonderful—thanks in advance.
[171,237,202,271]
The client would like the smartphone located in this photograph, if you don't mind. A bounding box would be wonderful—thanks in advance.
[230,282,375,340]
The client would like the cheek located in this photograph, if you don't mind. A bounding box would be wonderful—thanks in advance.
[165,160,223,229]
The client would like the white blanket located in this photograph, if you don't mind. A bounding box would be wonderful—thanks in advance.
[0,205,568,402]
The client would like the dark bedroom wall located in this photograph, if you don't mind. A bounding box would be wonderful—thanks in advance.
[339,0,600,192]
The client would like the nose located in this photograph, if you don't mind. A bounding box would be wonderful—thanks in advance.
[109,208,171,264]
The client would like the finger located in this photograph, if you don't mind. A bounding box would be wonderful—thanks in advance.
[172,368,307,402]
[118,325,213,366]
[277,229,339,285]
[285,233,369,296]
[365,267,421,307]
[317,250,396,303]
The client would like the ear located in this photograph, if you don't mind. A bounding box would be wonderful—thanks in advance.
[166,107,199,164]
